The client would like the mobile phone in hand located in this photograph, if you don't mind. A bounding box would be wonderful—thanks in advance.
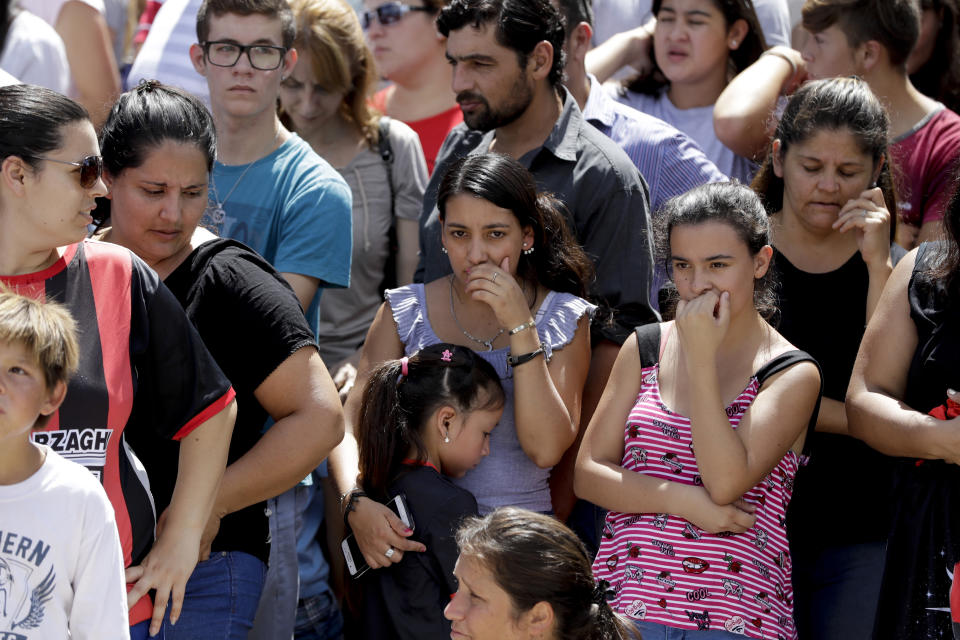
[341,493,414,578]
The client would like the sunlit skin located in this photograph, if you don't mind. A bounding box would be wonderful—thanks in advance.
[437,402,502,478]
[279,62,347,142]
[104,141,210,276]
[0,339,65,486]
[654,0,747,107]
[364,0,442,82]
[15,122,108,262]
[670,220,770,322]
[800,24,860,80]
[190,13,297,122]
[445,554,540,640]
[445,24,535,132]
[771,129,889,264]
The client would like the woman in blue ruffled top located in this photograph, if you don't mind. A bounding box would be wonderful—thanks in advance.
[329,152,596,571]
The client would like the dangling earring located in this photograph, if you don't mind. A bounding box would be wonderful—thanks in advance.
[444,436,450,443]
[441,246,448,254]
[522,245,535,256]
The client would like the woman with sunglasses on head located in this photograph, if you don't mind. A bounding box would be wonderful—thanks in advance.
[329,152,594,574]
[96,80,345,640]
[281,0,428,400]
[0,83,236,640]
[363,0,460,173]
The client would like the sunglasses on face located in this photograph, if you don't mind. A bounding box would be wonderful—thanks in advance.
[33,154,104,188]
[361,2,434,29]
[202,41,288,70]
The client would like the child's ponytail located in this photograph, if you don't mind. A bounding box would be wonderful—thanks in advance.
[356,344,504,500]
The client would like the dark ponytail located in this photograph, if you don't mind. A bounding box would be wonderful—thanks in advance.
[456,507,635,640]
[356,343,504,499]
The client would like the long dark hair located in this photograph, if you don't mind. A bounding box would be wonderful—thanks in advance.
[656,181,777,319]
[0,85,89,172]
[927,162,960,297]
[623,0,766,96]
[356,343,504,500]
[456,507,634,640]
[437,153,594,297]
[910,0,960,113]
[751,77,897,242]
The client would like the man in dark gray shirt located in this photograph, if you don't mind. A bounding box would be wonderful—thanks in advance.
[416,0,658,348]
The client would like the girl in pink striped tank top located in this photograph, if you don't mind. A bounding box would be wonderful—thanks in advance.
[576,183,822,639]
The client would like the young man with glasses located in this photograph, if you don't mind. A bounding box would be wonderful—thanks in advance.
[188,2,352,640]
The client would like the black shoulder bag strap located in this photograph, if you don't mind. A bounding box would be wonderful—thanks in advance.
[754,350,824,456]
[634,323,662,368]
[377,117,399,296]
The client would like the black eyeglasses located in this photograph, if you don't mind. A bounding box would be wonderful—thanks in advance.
[202,41,288,70]
[33,155,103,188]
[361,2,435,29]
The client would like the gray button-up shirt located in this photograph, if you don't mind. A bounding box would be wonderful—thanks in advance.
[415,87,658,344]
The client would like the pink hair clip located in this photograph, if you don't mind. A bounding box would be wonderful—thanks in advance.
[400,357,409,377]
[441,349,453,362]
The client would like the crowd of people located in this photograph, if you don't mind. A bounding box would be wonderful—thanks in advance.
[1,0,959,639]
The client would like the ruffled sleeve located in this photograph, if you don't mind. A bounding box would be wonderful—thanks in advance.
[535,291,597,362]
[385,284,431,353]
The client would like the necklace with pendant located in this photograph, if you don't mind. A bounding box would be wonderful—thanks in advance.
[449,275,504,351]
[208,129,281,224]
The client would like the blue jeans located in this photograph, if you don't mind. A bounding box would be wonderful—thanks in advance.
[160,550,266,639]
[792,541,886,639]
[294,590,344,640]
[633,621,743,639]
[249,487,302,640]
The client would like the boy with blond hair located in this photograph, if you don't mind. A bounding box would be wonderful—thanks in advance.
[0,290,129,639]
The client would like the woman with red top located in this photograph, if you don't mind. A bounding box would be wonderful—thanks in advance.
[576,182,822,639]
[363,0,462,173]
[0,83,235,640]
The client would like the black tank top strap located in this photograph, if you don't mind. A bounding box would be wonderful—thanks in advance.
[755,350,824,454]
[634,323,662,368]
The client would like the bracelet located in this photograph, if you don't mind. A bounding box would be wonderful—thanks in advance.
[509,319,536,335]
[340,488,367,527]
[507,345,545,367]
[761,49,798,78]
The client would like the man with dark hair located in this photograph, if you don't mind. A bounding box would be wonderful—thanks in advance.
[715,0,960,249]
[189,2,352,638]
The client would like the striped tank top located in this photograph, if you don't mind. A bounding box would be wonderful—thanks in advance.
[592,325,819,639]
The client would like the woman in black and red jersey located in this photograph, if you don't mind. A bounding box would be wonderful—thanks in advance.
[0,83,236,640]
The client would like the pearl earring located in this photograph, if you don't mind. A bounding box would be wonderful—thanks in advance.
[444,436,450,443]
[522,245,535,256]
[731,40,738,47]
[441,246,448,254]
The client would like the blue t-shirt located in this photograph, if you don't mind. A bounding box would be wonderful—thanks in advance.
[210,133,353,334]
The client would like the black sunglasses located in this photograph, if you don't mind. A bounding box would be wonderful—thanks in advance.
[33,154,103,189]
[361,2,435,29]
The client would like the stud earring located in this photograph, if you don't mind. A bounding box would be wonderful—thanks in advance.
[731,40,738,47]
[522,245,535,256]
[441,246,448,254]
